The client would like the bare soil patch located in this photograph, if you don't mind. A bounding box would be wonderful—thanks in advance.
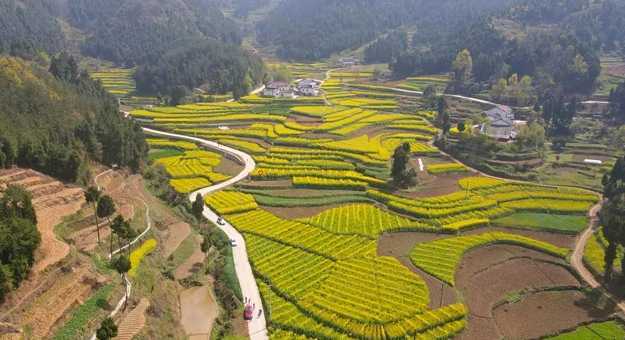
[179,286,218,340]
[238,179,292,189]
[456,245,585,339]
[492,290,615,339]
[174,235,205,280]
[161,222,191,259]
[214,157,243,178]
[398,172,476,199]
[288,114,322,124]
[262,204,344,220]
[462,226,576,249]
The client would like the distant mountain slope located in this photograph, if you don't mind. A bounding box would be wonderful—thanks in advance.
[256,0,519,60]
[0,0,67,54]
[66,0,241,65]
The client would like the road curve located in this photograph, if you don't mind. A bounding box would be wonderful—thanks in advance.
[141,127,268,340]
[570,201,625,314]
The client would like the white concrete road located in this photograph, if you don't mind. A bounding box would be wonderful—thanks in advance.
[141,127,268,340]
[385,87,499,106]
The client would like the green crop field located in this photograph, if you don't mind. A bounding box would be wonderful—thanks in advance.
[492,212,588,233]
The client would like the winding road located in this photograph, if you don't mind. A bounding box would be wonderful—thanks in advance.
[116,80,613,339]
[141,127,268,340]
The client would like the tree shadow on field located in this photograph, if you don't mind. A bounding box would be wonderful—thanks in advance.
[574,287,618,318]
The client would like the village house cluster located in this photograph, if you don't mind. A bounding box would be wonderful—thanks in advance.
[263,79,322,98]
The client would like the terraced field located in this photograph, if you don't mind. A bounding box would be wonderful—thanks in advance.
[129,65,608,339]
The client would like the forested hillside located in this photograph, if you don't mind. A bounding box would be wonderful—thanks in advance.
[135,38,264,100]
[390,0,625,97]
[256,0,518,60]
[0,0,67,54]
[0,55,147,182]
[0,0,264,99]
[67,0,241,65]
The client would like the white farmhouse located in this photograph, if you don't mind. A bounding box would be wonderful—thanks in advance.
[263,81,294,97]
[296,79,321,96]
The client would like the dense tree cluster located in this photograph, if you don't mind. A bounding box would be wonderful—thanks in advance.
[542,94,579,149]
[392,19,600,97]
[0,185,40,302]
[0,55,148,182]
[609,81,625,123]
[67,0,241,66]
[0,0,259,101]
[135,38,264,101]
[364,31,408,64]
[600,156,625,281]
[390,143,417,188]
[257,0,516,60]
[0,0,67,55]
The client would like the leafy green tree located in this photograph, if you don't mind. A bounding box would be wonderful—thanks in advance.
[84,186,102,244]
[423,85,437,109]
[192,193,205,220]
[391,143,416,188]
[110,215,125,254]
[0,186,40,302]
[452,49,473,83]
[113,255,131,310]
[49,52,79,83]
[0,185,37,224]
[435,97,451,135]
[600,156,625,281]
[96,317,118,340]
[97,195,116,253]
[515,122,546,152]
[457,121,466,133]
[609,81,625,123]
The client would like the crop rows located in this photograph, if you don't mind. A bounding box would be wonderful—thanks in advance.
[252,167,385,185]
[426,163,468,174]
[501,198,594,214]
[227,209,376,259]
[300,256,429,323]
[302,204,432,237]
[292,176,368,191]
[204,191,258,215]
[146,138,198,150]
[258,281,348,339]
[410,231,568,285]
[169,178,212,193]
[247,234,334,298]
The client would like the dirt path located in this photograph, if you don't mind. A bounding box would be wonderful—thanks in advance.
[570,202,625,314]
[113,298,150,340]
[32,188,84,273]
[179,286,218,340]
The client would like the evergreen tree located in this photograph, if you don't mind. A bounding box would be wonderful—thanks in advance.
[192,193,205,220]
[96,195,116,254]
[113,255,131,310]
[96,317,118,340]
[84,186,102,244]
[600,156,625,281]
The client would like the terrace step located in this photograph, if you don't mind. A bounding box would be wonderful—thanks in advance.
[114,298,150,340]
